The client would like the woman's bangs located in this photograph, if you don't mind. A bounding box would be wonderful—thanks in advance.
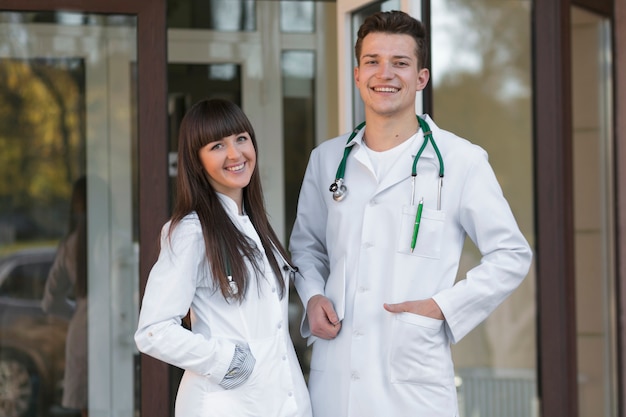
[196,108,250,148]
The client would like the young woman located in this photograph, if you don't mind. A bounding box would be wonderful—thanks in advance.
[135,98,312,417]
[42,176,88,417]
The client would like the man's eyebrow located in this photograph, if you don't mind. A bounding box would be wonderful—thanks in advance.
[361,53,413,60]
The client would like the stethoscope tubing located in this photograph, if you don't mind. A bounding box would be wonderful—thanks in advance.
[330,115,444,205]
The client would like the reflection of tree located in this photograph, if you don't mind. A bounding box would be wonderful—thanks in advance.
[31,62,80,186]
[433,1,536,372]
[432,0,532,235]
[0,58,85,239]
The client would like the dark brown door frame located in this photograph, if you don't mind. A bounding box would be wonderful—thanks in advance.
[0,1,170,416]
[533,0,578,416]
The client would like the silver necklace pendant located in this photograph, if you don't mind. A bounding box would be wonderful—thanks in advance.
[228,275,238,295]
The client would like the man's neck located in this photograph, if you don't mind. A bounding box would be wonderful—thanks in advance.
[362,112,419,152]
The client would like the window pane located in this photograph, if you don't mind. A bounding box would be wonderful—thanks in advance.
[167,0,256,31]
[431,1,538,415]
[281,1,315,33]
[281,50,316,375]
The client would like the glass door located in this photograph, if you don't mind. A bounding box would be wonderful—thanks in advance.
[0,12,138,417]
[429,2,537,415]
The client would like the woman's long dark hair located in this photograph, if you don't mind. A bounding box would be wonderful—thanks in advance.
[169,98,292,301]
[69,176,87,298]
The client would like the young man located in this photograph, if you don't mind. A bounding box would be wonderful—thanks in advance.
[290,10,533,416]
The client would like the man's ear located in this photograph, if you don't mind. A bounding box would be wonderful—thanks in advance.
[416,68,430,92]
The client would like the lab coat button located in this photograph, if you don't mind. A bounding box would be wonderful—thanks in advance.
[351,371,360,380]
[277,322,282,329]
[369,199,378,206]
[358,286,368,293]
[363,242,374,249]
[288,391,293,397]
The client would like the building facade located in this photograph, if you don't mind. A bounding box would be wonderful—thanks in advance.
[0,0,623,416]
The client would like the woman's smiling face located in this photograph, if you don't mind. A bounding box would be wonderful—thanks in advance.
[199,131,256,205]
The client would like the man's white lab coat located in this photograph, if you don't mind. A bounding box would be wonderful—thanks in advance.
[290,115,532,417]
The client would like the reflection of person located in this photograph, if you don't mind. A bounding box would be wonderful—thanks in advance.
[42,176,88,417]
[289,10,533,416]
[134,98,312,417]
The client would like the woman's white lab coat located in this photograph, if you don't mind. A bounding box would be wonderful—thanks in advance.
[135,194,311,417]
[42,229,87,410]
[290,115,532,417]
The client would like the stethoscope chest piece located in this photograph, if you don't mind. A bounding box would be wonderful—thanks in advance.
[329,178,347,201]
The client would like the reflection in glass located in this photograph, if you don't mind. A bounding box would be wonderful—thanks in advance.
[431,1,537,416]
[281,2,315,33]
[0,54,86,417]
[0,11,136,27]
[0,12,138,417]
[42,177,88,415]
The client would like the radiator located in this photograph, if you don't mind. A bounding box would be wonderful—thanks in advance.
[456,368,538,417]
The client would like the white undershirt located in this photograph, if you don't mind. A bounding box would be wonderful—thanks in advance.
[362,133,417,181]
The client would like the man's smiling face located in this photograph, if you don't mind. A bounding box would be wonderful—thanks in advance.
[354,32,429,119]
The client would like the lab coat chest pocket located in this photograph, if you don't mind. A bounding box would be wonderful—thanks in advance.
[397,206,446,258]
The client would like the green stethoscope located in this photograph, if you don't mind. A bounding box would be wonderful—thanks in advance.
[329,115,445,209]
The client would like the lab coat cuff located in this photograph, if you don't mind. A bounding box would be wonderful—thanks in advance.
[431,294,459,345]
[219,344,256,389]
[207,340,240,385]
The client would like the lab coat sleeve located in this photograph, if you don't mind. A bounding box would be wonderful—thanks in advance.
[432,149,533,344]
[134,220,234,384]
[289,146,331,337]
[41,239,75,320]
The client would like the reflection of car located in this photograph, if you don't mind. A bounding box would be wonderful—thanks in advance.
[0,247,68,417]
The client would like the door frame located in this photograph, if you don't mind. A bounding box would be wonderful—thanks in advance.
[534,0,619,416]
[0,1,169,415]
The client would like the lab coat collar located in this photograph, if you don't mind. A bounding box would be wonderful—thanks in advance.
[345,115,441,194]
[344,115,441,161]
[216,192,248,220]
